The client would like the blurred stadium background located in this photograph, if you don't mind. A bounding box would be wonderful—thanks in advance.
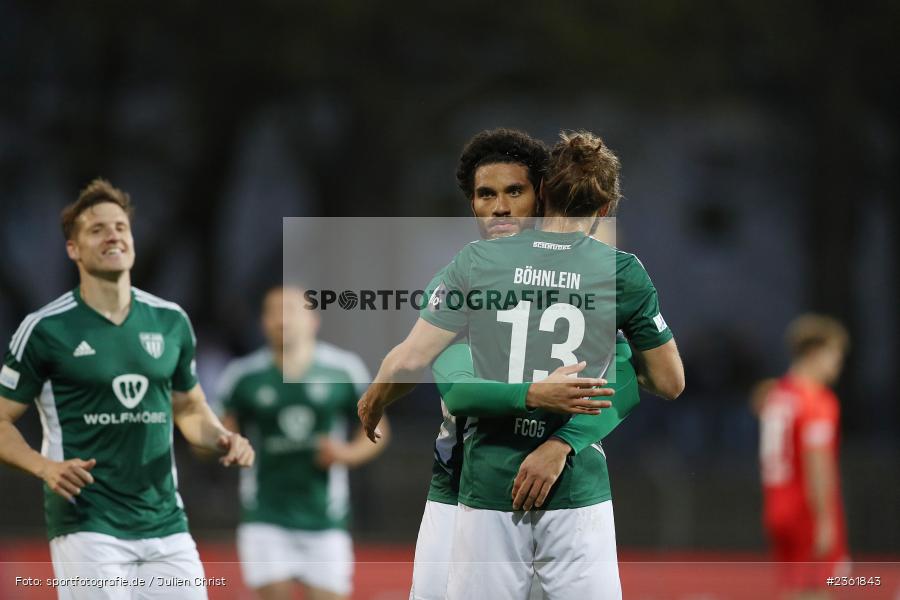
[0,2,898,598]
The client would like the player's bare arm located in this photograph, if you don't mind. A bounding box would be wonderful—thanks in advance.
[525,362,613,414]
[804,445,838,557]
[222,412,240,435]
[511,437,571,511]
[192,412,242,462]
[358,318,457,441]
[0,395,96,501]
[633,338,685,400]
[439,359,613,418]
[316,418,391,468]
[172,384,255,467]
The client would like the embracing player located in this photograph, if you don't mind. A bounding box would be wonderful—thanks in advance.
[757,314,850,599]
[0,180,254,600]
[410,129,643,600]
[360,131,683,599]
[218,285,389,600]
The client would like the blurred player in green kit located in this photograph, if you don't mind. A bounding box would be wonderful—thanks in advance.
[0,179,255,600]
[218,286,390,600]
[365,129,683,599]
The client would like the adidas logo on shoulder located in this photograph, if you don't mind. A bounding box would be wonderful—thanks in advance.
[73,341,96,357]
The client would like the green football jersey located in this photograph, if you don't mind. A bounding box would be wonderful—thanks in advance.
[0,287,198,540]
[420,229,672,511]
[217,342,368,531]
[426,335,640,506]
[425,397,467,505]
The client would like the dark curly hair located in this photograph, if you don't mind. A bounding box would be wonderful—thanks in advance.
[456,128,549,200]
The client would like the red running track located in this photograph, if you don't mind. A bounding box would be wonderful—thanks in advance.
[1,540,897,599]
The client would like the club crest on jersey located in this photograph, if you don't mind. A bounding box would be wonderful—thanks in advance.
[112,374,149,409]
[139,333,165,359]
[278,405,315,442]
[306,380,330,403]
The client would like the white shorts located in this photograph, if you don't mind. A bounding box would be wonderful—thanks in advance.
[411,501,546,600]
[446,501,621,600]
[236,522,353,595]
[49,531,207,600]
[410,500,457,600]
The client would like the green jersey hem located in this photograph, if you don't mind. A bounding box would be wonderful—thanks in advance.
[457,491,612,512]
[48,520,188,542]
[426,489,459,505]
[631,328,674,352]
[426,463,460,505]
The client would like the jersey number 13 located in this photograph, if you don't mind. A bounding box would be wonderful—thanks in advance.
[496,300,585,384]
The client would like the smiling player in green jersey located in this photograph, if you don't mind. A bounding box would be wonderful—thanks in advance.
[360,131,684,599]
[0,179,254,600]
[218,286,389,600]
[409,129,640,600]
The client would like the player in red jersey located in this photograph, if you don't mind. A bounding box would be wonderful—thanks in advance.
[757,314,850,599]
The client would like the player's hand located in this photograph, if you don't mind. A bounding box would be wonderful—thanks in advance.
[511,438,570,511]
[357,394,385,443]
[525,362,613,414]
[813,517,836,558]
[217,432,255,468]
[39,458,96,502]
[316,437,351,468]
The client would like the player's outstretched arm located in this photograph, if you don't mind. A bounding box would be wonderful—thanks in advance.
[434,343,612,417]
[0,396,96,501]
[358,318,457,441]
[546,338,642,457]
[633,338,685,400]
[172,384,255,467]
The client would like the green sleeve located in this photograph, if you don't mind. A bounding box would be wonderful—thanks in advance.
[0,323,48,404]
[171,311,199,392]
[432,342,531,417]
[616,253,673,351]
[552,339,641,454]
[419,246,473,333]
